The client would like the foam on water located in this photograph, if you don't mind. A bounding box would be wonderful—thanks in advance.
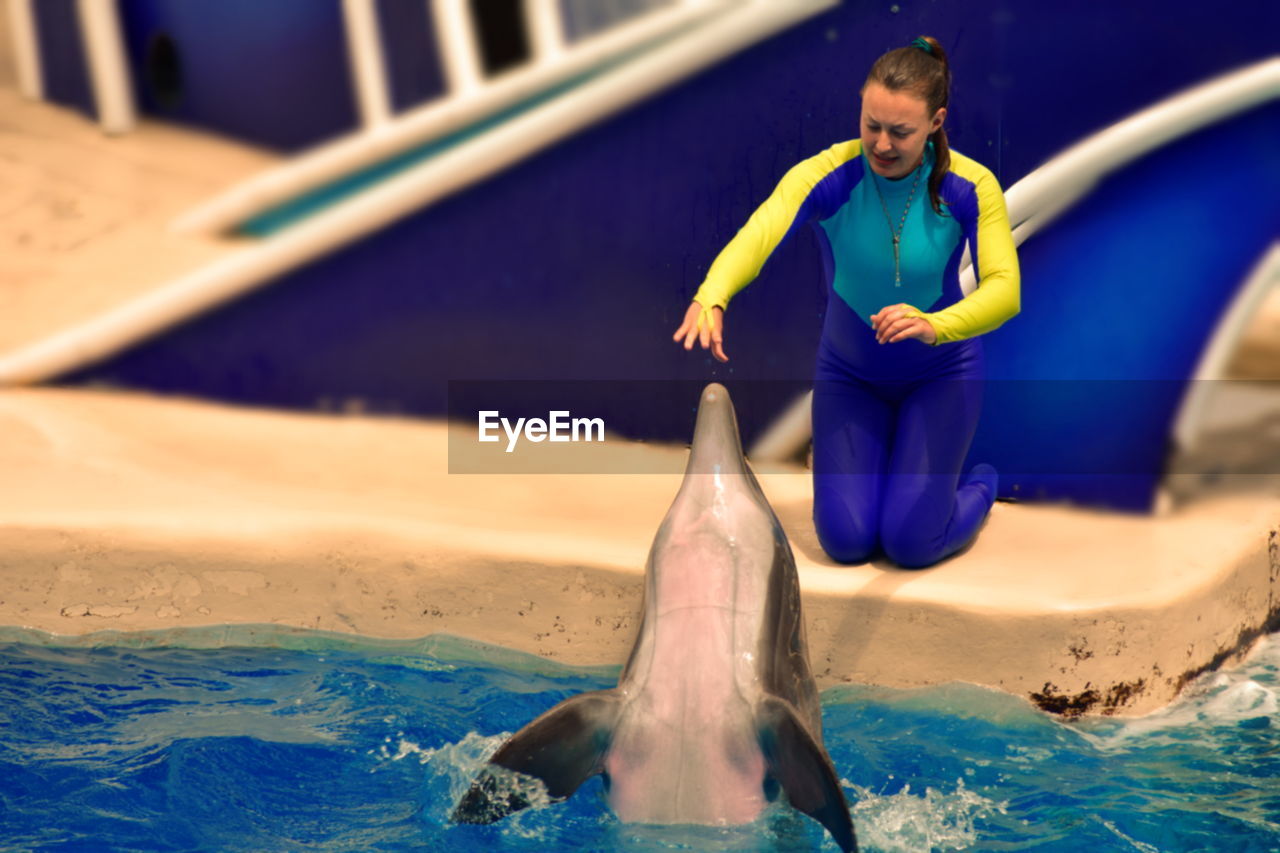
[381,727,1010,851]
[844,778,1007,852]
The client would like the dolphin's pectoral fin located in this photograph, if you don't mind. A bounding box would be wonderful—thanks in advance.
[450,763,548,824]
[451,689,622,825]
[758,697,858,853]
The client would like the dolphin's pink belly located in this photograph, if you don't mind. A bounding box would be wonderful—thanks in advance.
[606,745,768,825]
[604,470,778,825]
[606,606,768,825]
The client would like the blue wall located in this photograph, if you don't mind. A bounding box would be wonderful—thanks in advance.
[33,0,95,119]
[57,0,1278,509]
[116,0,359,151]
[975,100,1279,507]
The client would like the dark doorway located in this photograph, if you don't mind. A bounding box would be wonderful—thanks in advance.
[468,0,530,76]
[144,31,183,110]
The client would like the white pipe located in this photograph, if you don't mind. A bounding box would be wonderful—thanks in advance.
[341,0,393,128]
[1001,58,1280,238]
[524,0,565,63]
[1171,243,1280,454]
[751,58,1280,464]
[747,389,812,463]
[76,0,135,134]
[6,0,41,100]
[173,0,725,236]
[0,0,836,386]
[432,0,484,95]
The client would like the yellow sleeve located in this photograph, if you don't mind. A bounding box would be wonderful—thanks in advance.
[908,167,1020,344]
[692,141,858,315]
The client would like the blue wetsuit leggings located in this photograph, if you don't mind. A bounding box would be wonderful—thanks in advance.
[811,296,995,568]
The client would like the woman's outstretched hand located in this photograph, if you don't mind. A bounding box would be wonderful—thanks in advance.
[871,304,938,345]
[672,301,728,362]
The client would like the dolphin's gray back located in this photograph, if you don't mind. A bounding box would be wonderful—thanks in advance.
[758,509,822,734]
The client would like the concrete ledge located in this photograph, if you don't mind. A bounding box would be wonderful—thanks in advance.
[0,388,1276,717]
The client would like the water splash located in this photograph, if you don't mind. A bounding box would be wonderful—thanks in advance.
[844,778,1007,853]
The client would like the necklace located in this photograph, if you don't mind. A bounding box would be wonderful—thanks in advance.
[871,161,923,288]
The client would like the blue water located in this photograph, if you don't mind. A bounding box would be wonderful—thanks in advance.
[1,630,1276,852]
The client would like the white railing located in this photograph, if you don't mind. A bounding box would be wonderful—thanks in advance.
[6,0,135,130]
[525,0,568,62]
[5,0,42,100]
[173,0,733,235]
[76,0,135,133]
[341,0,393,128]
[431,0,485,96]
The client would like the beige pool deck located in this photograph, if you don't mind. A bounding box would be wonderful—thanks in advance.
[1,386,1277,720]
[1,83,1278,719]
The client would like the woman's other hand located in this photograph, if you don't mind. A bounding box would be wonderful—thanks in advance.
[871,304,938,345]
[673,301,728,362]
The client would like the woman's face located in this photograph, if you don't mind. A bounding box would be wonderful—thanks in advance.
[860,82,945,179]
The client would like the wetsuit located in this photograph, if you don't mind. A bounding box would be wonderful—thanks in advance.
[693,138,1020,567]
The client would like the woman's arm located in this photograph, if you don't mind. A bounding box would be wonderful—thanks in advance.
[676,142,857,361]
[906,168,1020,344]
[692,141,858,312]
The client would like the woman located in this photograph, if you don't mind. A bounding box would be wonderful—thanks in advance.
[673,36,1020,568]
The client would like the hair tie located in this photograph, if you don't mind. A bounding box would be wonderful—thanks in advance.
[910,36,934,55]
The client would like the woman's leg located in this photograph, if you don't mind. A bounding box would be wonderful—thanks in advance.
[878,376,995,568]
[811,377,893,564]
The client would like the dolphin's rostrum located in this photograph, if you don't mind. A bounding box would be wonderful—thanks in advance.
[452,383,857,851]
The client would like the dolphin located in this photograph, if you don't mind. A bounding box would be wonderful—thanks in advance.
[451,383,857,851]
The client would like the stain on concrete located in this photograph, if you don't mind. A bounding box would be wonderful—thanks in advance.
[1166,531,1280,696]
[1173,607,1280,698]
[1030,678,1149,719]
[1067,640,1094,664]
[1270,528,1279,608]
[1104,679,1147,712]
[1030,682,1100,718]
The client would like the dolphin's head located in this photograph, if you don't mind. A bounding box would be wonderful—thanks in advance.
[684,383,751,479]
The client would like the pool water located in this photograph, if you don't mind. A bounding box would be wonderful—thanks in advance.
[1,630,1276,852]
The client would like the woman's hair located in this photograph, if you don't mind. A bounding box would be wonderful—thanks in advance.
[861,35,952,215]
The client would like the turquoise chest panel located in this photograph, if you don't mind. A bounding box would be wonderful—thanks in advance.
[819,147,963,325]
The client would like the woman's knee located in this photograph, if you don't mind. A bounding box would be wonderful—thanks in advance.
[880,532,943,569]
[813,486,877,564]
[879,509,945,569]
